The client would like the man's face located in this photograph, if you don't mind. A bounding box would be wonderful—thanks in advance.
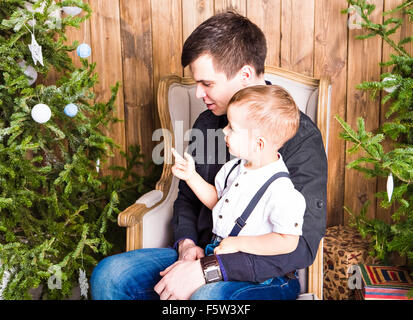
[189,54,244,116]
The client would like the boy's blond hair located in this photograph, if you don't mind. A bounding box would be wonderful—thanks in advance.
[228,85,300,149]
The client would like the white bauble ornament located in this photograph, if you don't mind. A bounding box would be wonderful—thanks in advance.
[62,6,82,16]
[76,43,91,58]
[64,103,78,117]
[387,172,394,202]
[31,103,51,124]
[18,60,38,85]
[382,75,399,93]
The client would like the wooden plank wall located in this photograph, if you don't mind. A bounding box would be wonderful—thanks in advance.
[63,0,413,227]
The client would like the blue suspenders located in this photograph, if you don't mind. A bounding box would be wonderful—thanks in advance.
[229,170,290,237]
[206,160,290,255]
[223,159,241,190]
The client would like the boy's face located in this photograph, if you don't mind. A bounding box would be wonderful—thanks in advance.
[189,54,244,116]
[222,105,259,159]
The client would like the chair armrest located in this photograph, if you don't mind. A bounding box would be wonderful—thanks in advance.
[118,190,164,227]
[118,162,173,228]
[118,203,150,227]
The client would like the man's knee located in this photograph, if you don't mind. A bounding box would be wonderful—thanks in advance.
[190,283,227,300]
[92,254,117,279]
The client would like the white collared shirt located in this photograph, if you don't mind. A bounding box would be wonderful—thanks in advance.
[212,155,306,238]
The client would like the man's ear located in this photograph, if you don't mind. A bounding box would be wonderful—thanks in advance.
[239,65,256,85]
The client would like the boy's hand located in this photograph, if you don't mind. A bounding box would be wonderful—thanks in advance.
[171,148,196,181]
[214,237,240,255]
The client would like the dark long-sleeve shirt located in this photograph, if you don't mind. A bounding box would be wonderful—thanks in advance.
[172,109,327,283]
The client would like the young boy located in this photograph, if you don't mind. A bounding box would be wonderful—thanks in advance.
[172,85,306,257]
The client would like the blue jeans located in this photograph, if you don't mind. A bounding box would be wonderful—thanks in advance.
[90,248,300,300]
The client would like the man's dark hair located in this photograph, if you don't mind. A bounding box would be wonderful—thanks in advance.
[181,11,267,79]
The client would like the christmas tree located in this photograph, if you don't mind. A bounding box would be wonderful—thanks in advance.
[338,0,412,281]
[0,0,155,299]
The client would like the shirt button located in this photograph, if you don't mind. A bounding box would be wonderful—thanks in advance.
[235,183,239,187]
[294,223,298,227]
[225,199,229,203]
[219,215,223,219]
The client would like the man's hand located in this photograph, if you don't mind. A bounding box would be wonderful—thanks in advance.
[154,259,206,300]
[178,238,204,261]
[214,236,240,255]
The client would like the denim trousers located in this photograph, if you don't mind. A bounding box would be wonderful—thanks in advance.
[90,248,300,300]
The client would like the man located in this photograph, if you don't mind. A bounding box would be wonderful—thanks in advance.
[90,12,327,300]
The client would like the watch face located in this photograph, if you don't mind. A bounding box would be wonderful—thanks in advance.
[206,269,221,282]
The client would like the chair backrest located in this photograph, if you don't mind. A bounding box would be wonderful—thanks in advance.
[156,66,331,299]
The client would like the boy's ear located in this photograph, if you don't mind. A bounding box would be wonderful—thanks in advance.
[256,137,265,151]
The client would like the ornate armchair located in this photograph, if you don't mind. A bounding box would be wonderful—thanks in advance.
[118,66,331,300]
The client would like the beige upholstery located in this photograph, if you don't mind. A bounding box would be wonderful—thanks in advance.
[118,66,331,300]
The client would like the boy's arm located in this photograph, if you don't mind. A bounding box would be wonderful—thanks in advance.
[185,172,218,210]
[172,148,218,210]
[214,233,299,256]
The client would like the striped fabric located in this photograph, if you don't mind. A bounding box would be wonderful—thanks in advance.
[358,264,413,300]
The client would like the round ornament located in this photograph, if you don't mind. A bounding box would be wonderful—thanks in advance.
[31,103,51,124]
[76,43,91,58]
[62,6,83,16]
[64,103,78,117]
[382,75,399,93]
[18,60,38,85]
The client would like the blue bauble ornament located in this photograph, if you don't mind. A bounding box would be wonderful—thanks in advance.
[76,43,91,58]
[64,103,78,117]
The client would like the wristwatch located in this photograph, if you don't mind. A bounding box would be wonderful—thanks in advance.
[200,255,222,283]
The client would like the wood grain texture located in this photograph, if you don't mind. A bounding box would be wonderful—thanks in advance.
[247,0,281,67]
[151,0,183,131]
[344,0,384,224]
[281,0,315,76]
[120,0,154,168]
[314,0,348,226]
[89,0,126,175]
[214,0,247,15]
[308,239,324,299]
